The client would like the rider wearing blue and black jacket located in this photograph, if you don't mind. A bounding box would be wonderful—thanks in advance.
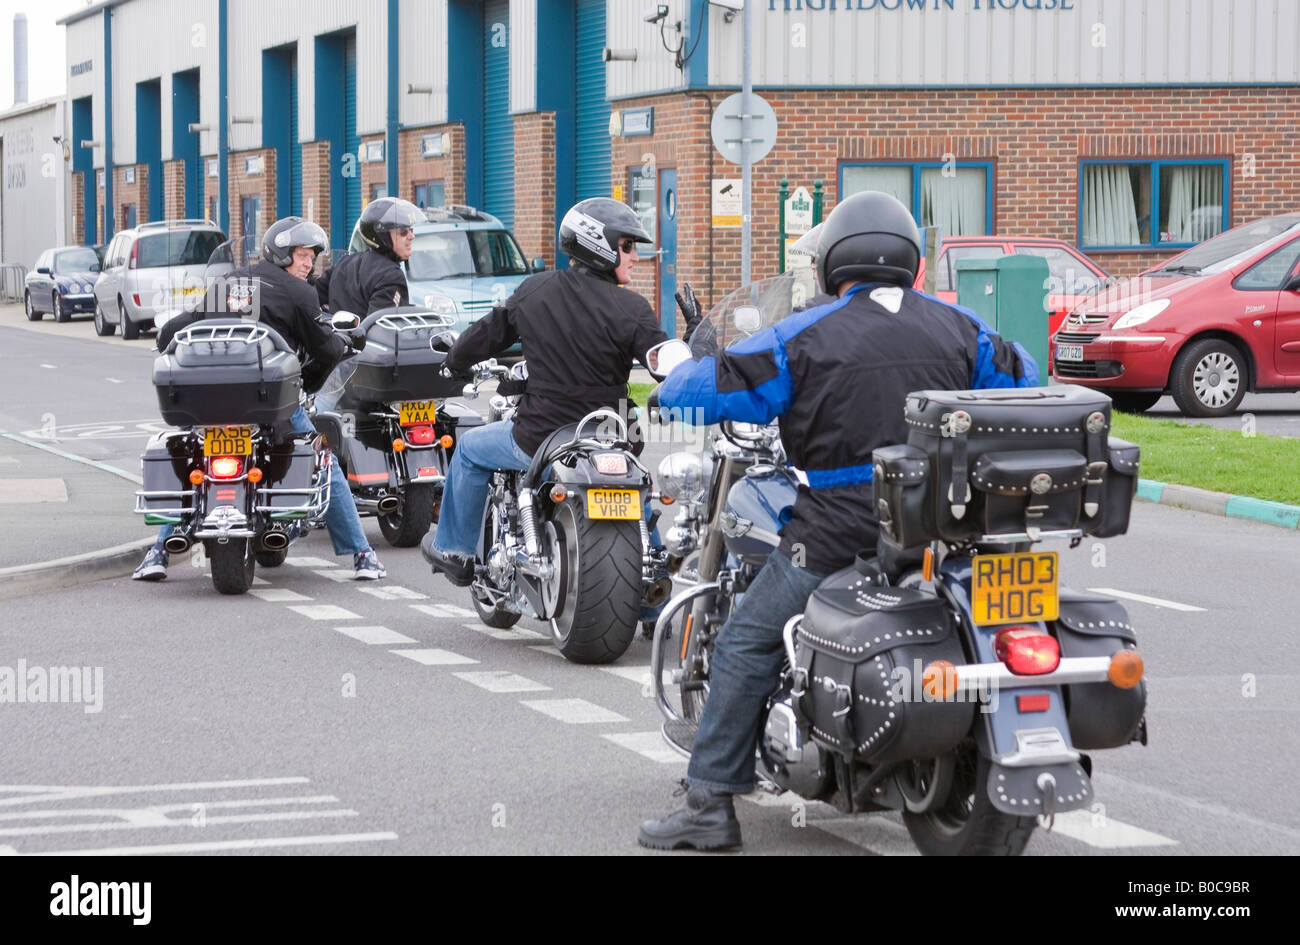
[639,191,1038,851]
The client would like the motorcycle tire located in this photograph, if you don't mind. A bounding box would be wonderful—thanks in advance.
[902,741,1036,856]
[678,591,728,724]
[255,547,288,568]
[208,539,255,595]
[471,587,523,629]
[378,482,435,547]
[547,500,641,665]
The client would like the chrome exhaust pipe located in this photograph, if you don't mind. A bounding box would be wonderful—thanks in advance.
[162,535,191,554]
[643,576,673,607]
[261,530,289,551]
[377,495,400,514]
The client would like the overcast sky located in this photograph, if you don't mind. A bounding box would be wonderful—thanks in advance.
[0,0,92,112]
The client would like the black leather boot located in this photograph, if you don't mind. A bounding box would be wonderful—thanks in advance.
[420,533,474,587]
[638,783,741,851]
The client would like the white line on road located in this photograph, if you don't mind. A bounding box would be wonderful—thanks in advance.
[1086,588,1207,612]
[389,648,479,666]
[411,603,477,619]
[106,378,125,384]
[250,588,313,603]
[39,364,57,369]
[461,622,546,641]
[0,808,359,838]
[22,831,399,856]
[0,777,311,809]
[1048,810,1179,848]
[286,556,338,568]
[287,604,363,621]
[812,816,922,856]
[602,732,683,764]
[357,585,428,600]
[452,671,550,693]
[521,698,628,725]
[313,569,356,582]
[333,625,417,646]
[528,645,565,659]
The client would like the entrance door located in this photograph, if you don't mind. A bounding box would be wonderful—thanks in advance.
[657,167,678,337]
[242,196,262,258]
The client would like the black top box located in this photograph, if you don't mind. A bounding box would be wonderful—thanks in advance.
[335,307,466,408]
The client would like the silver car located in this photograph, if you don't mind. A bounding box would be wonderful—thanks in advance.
[92,220,227,340]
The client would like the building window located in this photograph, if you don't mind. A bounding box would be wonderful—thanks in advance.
[414,181,445,210]
[1080,160,1227,251]
[840,162,992,237]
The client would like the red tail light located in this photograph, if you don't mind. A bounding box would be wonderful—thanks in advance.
[132,294,142,307]
[128,240,140,270]
[995,626,1060,676]
[1017,693,1051,713]
[405,425,436,446]
[209,456,243,479]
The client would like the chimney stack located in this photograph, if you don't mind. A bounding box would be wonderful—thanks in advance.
[14,13,29,105]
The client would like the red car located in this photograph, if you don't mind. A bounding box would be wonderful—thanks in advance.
[914,236,1111,345]
[1052,213,1300,417]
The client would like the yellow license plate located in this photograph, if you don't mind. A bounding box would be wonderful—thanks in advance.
[399,400,437,426]
[585,488,641,520]
[971,551,1059,626]
[173,286,206,296]
[203,425,254,457]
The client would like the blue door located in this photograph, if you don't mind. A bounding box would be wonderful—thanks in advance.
[657,168,678,337]
[482,0,513,226]
[575,0,610,201]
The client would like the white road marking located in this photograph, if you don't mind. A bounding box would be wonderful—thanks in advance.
[0,457,19,466]
[461,622,546,641]
[812,816,922,856]
[106,377,125,384]
[313,569,355,582]
[251,576,270,586]
[357,585,428,600]
[389,648,478,666]
[1087,587,1207,612]
[287,604,362,621]
[249,588,313,603]
[452,671,550,693]
[602,732,683,764]
[0,777,311,809]
[1048,810,1179,848]
[286,556,338,568]
[39,364,57,369]
[411,603,478,619]
[0,479,68,504]
[333,625,417,645]
[599,665,670,689]
[520,698,627,725]
[0,808,358,838]
[22,831,398,856]
[528,645,565,659]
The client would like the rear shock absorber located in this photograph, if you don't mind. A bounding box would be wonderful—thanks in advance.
[517,488,540,556]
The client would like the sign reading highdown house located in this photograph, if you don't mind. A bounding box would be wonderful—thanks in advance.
[768,0,1076,9]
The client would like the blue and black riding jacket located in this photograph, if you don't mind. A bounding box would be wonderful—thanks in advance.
[659,282,1039,574]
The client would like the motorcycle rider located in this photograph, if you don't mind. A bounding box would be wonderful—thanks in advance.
[637,191,1039,851]
[313,196,423,315]
[420,197,691,586]
[132,216,388,582]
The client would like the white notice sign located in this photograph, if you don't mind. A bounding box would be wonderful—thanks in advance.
[712,179,742,228]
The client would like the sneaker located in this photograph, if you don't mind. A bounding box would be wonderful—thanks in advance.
[353,550,387,580]
[132,546,169,581]
[420,533,474,587]
[638,781,741,851]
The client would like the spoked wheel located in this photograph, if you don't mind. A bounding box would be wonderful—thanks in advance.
[902,741,1036,856]
[471,498,521,629]
[377,482,436,547]
[94,301,115,336]
[545,500,641,664]
[208,538,255,595]
[1170,339,1247,417]
[53,294,70,324]
[895,755,957,813]
[677,593,728,724]
[25,292,42,321]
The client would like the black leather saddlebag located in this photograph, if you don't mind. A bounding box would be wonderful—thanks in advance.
[795,561,974,764]
[1051,591,1147,750]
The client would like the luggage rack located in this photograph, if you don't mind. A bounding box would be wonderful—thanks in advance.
[174,322,270,347]
[133,486,195,524]
[974,528,1086,545]
[375,312,458,332]
[255,456,332,520]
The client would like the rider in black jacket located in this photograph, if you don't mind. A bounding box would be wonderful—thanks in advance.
[421,197,676,586]
[313,197,423,316]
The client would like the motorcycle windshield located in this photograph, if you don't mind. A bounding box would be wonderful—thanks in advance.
[705,268,821,350]
[317,357,359,402]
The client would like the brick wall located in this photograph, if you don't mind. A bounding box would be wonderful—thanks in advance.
[163,160,186,221]
[301,140,331,237]
[203,157,219,227]
[397,124,465,208]
[360,133,387,202]
[95,172,105,241]
[113,164,147,226]
[227,148,278,248]
[512,112,557,266]
[72,172,84,245]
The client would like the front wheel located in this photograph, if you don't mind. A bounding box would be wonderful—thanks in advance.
[24,292,42,321]
[546,500,642,664]
[93,301,116,337]
[1108,391,1162,414]
[377,482,436,547]
[208,539,255,595]
[53,293,71,324]
[902,742,1036,856]
[1169,338,1247,417]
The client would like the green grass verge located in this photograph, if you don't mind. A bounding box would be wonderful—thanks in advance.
[1111,412,1300,505]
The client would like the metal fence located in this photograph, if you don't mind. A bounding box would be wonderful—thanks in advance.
[0,264,27,303]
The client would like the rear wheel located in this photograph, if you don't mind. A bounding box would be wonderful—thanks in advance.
[208,538,255,595]
[546,500,641,664]
[120,298,140,340]
[94,301,116,336]
[902,742,1036,856]
[1170,338,1247,417]
[1107,391,1161,414]
[53,293,70,324]
[377,482,435,547]
[24,292,42,321]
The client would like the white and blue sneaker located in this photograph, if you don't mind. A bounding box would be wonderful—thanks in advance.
[132,546,169,581]
[353,550,387,580]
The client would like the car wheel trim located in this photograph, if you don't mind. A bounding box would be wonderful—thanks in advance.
[1192,352,1240,408]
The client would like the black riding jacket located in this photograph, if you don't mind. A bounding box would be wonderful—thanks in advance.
[159,259,349,393]
[660,284,1039,575]
[445,265,668,456]
[313,249,409,316]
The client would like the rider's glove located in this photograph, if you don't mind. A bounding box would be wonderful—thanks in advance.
[430,330,458,353]
[345,327,367,352]
[687,317,718,361]
[676,283,704,343]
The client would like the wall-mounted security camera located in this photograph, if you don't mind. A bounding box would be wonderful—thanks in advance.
[603,47,638,62]
[643,4,669,24]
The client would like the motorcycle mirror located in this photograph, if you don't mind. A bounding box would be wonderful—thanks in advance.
[645,339,692,380]
[462,383,479,400]
[331,312,361,331]
[733,305,762,334]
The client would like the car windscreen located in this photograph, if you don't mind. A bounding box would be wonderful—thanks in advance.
[54,248,101,273]
[1158,218,1300,276]
[136,231,227,269]
[407,230,529,281]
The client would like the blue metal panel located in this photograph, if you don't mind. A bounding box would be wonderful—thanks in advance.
[218,0,228,233]
[291,51,301,215]
[344,33,361,229]
[447,0,484,207]
[103,8,114,240]
[386,0,399,202]
[262,46,292,217]
[171,69,202,219]
[314,30,351,251]
[72,96,95,244]
[482,0,513,227]
[537,0,575,266]
[685,0,709,90]
[574,0,609,201]
[135,80,162,222]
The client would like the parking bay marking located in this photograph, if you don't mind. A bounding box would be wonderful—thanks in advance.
[1086,587,1207,612]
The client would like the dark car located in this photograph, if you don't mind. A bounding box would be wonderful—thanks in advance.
[25,246,103,323]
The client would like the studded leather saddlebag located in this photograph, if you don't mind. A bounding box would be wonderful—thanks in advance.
[1051,591,1147,750]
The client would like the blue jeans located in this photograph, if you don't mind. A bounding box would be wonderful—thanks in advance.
[154,406,371,558]
[687,549,826,794]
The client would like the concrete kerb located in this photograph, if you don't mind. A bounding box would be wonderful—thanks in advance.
[0,538,196,601]
[1137,478,1300,530]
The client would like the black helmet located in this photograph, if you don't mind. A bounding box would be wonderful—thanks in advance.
[816,191,921,294]
[557,197,652,273]
[359,197,425,259]
[262,216,329,268]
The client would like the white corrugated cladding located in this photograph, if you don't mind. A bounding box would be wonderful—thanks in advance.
[605,0,689,98]
[109,0,216,165]
[511,0,537,114]
[398,0,449,127]
[65,17,103,168]
[227,0,388,150]
[709,0,1300,87]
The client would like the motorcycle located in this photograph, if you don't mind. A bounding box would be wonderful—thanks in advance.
[645,271,1148,855]
[457,358,672,664]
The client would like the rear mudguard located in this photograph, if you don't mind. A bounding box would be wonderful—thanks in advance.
[934,557,1094,817]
